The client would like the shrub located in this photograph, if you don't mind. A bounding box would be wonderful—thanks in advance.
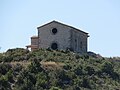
[5,69,14,83]
[28,58,44,73]
[81,77,91,89]
[101,61,114,74]
[75,54,81,59]
[0,75,11,90]
[85,66,95,75]
[63,64,72,70]
[36,72,49,89]
[74,65,84,75]
[13,63,23,72]
[0,63,12,75]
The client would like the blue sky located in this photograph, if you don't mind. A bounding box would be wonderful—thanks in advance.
[0,0,120,57]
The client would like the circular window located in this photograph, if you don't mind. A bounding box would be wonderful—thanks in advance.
[51,43,58,50]
[52,28,57,34]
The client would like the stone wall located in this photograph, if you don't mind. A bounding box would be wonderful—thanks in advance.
[31,36,38,46]
[70,29,88,53]
[38,22,71,50]
[31,36,38,50]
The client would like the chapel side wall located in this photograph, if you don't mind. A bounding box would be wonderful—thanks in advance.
[38,22,71,50]
[70,29,88,53]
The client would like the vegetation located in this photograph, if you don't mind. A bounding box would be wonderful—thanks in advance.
[0,48,120,90]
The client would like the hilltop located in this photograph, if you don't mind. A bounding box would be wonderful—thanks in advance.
[0,48,120,90]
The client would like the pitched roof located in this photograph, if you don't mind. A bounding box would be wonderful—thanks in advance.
[37,20,89,35]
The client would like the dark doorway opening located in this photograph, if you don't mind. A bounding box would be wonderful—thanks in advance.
[51,43,58,50]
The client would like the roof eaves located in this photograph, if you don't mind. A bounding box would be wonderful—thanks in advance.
[37,20,56,29]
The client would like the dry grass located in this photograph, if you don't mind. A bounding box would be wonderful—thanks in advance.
[5,61,31,68]
[41,61,64,70]
[4,61,64,70]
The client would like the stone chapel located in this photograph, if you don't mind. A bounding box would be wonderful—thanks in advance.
[26,20,89,53]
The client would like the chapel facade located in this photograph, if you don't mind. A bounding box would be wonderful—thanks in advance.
[26,21,89,53]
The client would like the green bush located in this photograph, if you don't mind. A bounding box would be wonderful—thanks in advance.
[0,48,120,90]
[0,75,11,90]
[0,63,12,75]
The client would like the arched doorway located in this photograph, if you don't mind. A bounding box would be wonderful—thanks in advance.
[51,43,58,50]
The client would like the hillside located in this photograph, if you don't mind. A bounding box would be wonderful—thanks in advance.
[0,48,120,90]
